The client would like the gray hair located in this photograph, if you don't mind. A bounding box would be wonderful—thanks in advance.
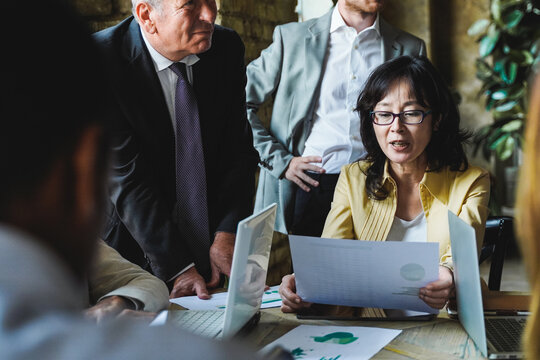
[131,0,162,15]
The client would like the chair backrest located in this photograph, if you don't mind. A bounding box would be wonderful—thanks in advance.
[479,216,514,291]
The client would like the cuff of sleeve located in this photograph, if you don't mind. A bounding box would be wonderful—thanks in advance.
[125,297,143,310]
[96,295,142,311]
[277,154,295,180]
[167,263,195,283]
[440,262,454,273]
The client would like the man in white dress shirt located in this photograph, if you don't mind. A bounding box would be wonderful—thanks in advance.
[247,0,426,240]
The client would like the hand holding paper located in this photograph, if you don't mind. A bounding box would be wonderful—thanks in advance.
[289,235,440,313]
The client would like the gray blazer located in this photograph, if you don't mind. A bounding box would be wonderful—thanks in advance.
[246,10,426,233]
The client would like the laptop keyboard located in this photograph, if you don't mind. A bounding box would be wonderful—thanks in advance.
[170,310,224,338]
[485,317,526,352]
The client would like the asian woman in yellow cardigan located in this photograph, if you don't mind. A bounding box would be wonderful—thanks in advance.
[279,56,490,314]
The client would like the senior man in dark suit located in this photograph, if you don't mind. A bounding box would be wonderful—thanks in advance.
[94,0,257,298]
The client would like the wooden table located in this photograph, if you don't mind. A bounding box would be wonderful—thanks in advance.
[170,290,528,359]
[245,291,529,360]
[244,308,484,360]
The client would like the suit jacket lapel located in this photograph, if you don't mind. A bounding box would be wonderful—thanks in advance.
[122,19,174,147]
[303,10,332,112]
[379,18,402,61]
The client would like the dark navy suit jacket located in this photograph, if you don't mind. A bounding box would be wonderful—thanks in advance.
[93,17,257,281]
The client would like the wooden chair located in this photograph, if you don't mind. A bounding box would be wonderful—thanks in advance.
[479,216,514,291]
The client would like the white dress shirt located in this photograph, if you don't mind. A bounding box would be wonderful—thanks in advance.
[302,6,382,173]
[141,32,200,133]
[141,32,198,280]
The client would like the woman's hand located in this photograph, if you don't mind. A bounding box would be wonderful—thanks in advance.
[278,274,312,313]
[419,266,455,309]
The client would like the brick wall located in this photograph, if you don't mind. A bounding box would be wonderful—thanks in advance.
[73,0,133,32]
[217,0,296,63]
[216,0,296,125]
[72,0,296,61]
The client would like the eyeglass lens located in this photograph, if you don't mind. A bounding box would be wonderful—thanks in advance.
[372,110,425,125]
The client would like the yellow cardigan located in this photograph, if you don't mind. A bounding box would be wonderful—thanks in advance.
[322,160,490,270]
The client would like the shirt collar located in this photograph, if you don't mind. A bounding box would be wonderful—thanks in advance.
[381,160,450,203]
[330,6,380,36]
[141,30,200,72]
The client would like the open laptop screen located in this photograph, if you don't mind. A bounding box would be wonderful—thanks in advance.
[448,210,488,357]
[222,203,276,338]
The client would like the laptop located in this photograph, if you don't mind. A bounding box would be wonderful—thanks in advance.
[448,210,527,359]
[153,203,277,339]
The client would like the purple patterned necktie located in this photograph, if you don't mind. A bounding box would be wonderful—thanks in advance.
[169,62,211,278]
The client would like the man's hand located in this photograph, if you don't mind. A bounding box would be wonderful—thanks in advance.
[278,274,312,313]
[419,266,455,309]
[207,232,235,288]
[284,156,325,192]
[85,295,133,323]
[116,309,157,324]
[170,266,210,299]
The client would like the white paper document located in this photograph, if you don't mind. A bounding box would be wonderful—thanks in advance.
[263,325,401,360]
[169,285,282,310]
[289,235,439,313]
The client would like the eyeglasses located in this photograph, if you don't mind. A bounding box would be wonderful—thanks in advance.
[370,110,432,126]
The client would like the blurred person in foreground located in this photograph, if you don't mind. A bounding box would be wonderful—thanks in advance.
[279,56,490,317]
[0,1,257,358]
[516,74,540,360]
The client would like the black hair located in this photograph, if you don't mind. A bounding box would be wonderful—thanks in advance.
[0,0,110,214]
[356,56,470,200]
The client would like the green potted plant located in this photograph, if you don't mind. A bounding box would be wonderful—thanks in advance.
[468,0,539,212]
[469,0,540,161]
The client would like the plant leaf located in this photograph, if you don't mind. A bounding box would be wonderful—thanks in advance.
[476,59,495,81]
[507,85,525,99]
[521,51,534,65]
[491,0,502,21]
[468,19,490,36]
[499,136,516,160]
[479,27,500,57]
[495,100,518,112]
[486,97,497,111]
[502,61,518,84]
[491,89,508,99]
[503,9,524,28]
[479,35,499,57]
[493,58,506,74]
[501,119,523,132]
[531,39,540,55]
[487,127,504,146]
[490,132,510,150]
